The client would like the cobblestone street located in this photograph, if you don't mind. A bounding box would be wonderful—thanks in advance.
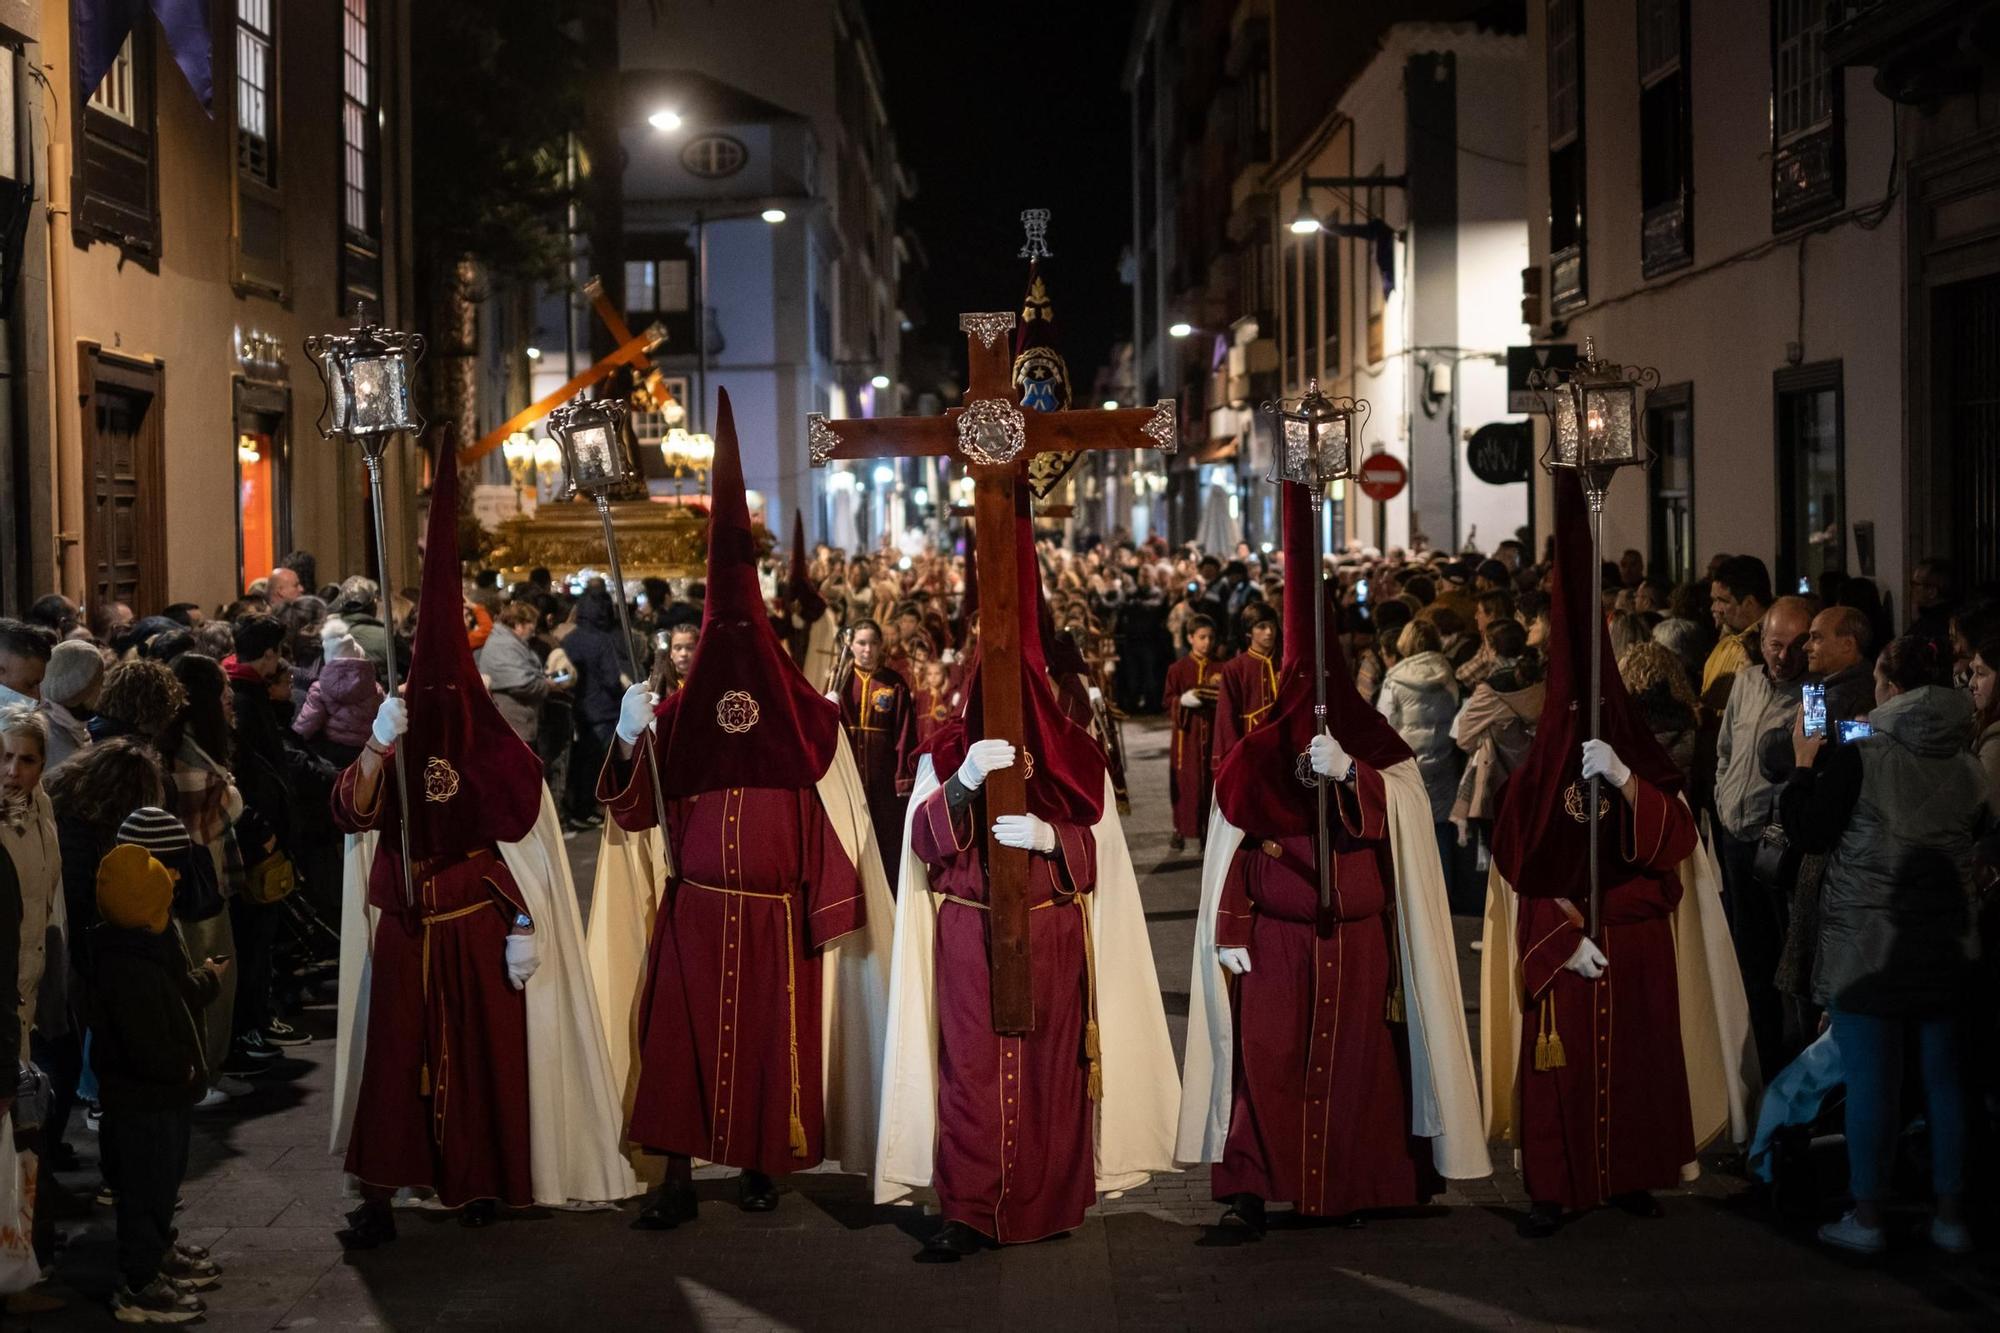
[19,719,2000,1330]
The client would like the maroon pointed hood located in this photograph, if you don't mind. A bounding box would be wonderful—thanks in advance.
[1215,480,1410,835]
[918,501,1103,825]
[1492,472,1683,895]
[787,509,826,624]
[651,389,840,795]
[401,430,544,857]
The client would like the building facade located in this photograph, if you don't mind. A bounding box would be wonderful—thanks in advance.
[1521,0,1905,595]
[0,0,417,617]
[551,0,909,543]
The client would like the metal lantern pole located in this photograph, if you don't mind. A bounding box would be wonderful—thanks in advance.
[361,441,417,908]
[1586,473,1605,938]
[1307,483,1333,924]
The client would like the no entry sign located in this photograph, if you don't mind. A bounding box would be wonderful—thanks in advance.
[1356,452,1407,502]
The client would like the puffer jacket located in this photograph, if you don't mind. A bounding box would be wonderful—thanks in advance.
[1715,663,1800,838]
[1377,651,1462,822]
[293,656,382,750]
[1789,686,1994,1016]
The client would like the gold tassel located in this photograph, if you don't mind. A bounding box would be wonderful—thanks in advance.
[1085,1019,1104,1103]
[1533,998,1550,1072]
[1535,995,1567,1070]
[1386,984,1405,1025]
[788,1112,809,1159]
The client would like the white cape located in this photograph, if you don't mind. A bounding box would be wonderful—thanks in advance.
[802,608,841,690]
[331,788,639,1206]
[1478,804,1760,1162]
[584,729,896,1176]
[874,755,1181,1204]
[1174,758,1491,1181]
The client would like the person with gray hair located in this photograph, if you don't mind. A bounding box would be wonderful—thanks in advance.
[40,641,105,771]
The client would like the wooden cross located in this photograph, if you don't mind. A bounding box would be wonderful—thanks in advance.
[808,312,1176,1033]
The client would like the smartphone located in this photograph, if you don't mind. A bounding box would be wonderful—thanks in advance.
[1797,575,1812,594]
[1801,682,1827,738]
[1837,719,1873,742]
[1356,579,1370,604]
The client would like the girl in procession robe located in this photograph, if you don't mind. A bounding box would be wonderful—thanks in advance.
[331,432,634,1249]
[876,510,1180,1262]
[1177,481,1489,1232]
[593,388,895,1227]
[1481,472,1757,1238]
[1162,616,1219,849]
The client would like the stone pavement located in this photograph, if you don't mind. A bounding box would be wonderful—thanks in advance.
[20,719,2000,1329]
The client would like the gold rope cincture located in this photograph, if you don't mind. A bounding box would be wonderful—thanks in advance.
[934,892,1104,1102]
[680,880,810,1158]
[1534,992,1567,1071]
[417,898,497,1135]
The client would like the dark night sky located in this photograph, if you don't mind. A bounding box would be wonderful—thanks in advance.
[861,1,1139,396]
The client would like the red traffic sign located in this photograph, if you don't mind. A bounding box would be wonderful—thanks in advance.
[1356,452,1407,502]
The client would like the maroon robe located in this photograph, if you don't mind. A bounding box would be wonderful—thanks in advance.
[600,734,863,1174]
[1163,653,1218,841]
[909,783,1098,1243]
[1212,762,1438,1213]
[1212,648,1280,773]
[836,664,918,891]
[1515,778,1697,1209]
[913,683,953,748]
[334,763,532,1208]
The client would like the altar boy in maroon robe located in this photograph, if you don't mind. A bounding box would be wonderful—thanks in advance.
[1162,616,1220,849]
[1211,606,1280,772]
[1176,481,1487,1233]
[333,431,633,1247]
[1486,472,1747,1238]
[832,619,917,892]
[600,389,890,1229]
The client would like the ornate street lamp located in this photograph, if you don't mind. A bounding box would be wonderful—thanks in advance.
[1527,335,1658,937]
[303,309,427,905]
[1260,378,1369,923]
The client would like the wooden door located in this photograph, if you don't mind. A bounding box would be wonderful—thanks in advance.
[80,347,165,614]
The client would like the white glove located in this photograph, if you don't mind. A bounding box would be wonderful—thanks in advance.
[1309,732,1352,780]
[1087,685,1104,704]
[790,612,806,629]
[1579,739,1631,788]
[1180,689,1202,708]
[616,682,659,745]
[505,932,540,990]
[1218,947,1251,975]
[824,689,840,702]
[956,738,1016,790]
[370,697,407,749]
[941,649,958,665]
[1564,937,1608,979]
[992,813,1056,853]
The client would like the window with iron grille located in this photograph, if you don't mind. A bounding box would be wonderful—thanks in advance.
[236,0,275,186]
[1638,0,1692,275]
[1771,0,1843,229]
[1547,0,1587,311]
[342,0,375,238]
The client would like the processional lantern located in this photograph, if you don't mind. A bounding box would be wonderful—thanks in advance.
[1526,334,1658,939]
[548,395,634,498]
[1260,378,1369,929]
[303,308,427,906]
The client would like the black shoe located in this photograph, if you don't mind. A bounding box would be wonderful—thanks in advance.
[262,1020,311,1048]
[915,1220,986,1263]
[1169,834,1186,852]
[1610,1191,1665,1219]
[336,1200,396,1251]
[737,1171,778,1213]
[1518,1202,1562,1239]
[632,1182,698,1231]
[1219,1192,1267,1238]
[459,1199,497,1229]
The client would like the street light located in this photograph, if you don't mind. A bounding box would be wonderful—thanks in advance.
[1101,399,1119,410]
[870,373,891,390]
[1168,321,1195,338]
[761,207,787,224]
[648,108,683,131]
[873,464,896,489]
[1289,187,1322,235]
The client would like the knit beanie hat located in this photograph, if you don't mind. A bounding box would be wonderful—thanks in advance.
[42,641,105,708]
[96,842,174,933]
[118,806,190,856]
[327,633,364,661]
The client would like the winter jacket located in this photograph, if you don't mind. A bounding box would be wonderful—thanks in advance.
[87,922,215,1112]
[1715,663,1801,839]
[43,701,92,771]
[478,629,548,745]
[1782,686,1994,1016]
[1972,716,2000,816]
[1377,651,1462,822]
[564,592,631,730]
[294,656,382,750]
[1451,676,1543,828]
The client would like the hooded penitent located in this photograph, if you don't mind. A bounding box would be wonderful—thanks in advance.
[1215,480,1412,835]
[1492,471,1684,898]
[787,509,827,625]
[916,500,1104,827]
[649,389,840,795]
[400,429,545,859]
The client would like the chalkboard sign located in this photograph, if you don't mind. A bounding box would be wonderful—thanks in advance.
[1467,421,1533,485]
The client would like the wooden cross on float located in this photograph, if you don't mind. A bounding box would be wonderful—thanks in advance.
[808,312,1176,1034]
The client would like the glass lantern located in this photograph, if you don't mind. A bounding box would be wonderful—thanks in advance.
[548,396,634,499]
[1262,379,1368,489]
[1531,336,1656,494]
[303,313,427,444]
